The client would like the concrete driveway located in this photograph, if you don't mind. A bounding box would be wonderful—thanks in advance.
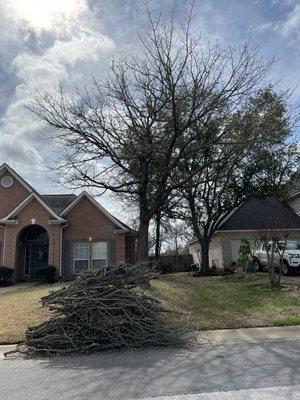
[0,326,299,400]
[0,282,36,294]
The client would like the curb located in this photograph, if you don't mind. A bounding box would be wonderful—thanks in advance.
[0,344,19,360]
[196,325,300,345]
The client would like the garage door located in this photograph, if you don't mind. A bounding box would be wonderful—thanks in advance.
[230,240,242,262]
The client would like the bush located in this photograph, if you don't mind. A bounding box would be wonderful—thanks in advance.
[34,265,56,283]
[0,266,14,283]
[237,239,252,270]
[26,264,185,355]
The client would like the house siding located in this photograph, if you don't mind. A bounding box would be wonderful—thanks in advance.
[189,234,224,271]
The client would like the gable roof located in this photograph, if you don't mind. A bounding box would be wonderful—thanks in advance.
[218,197,300,231]
[41,194,77,214]
[0,164,135,231]
[0,192,67,223]
[60,191,135,232]
[0,163,35,193]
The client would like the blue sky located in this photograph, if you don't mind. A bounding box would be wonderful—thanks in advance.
[0,0,300,214]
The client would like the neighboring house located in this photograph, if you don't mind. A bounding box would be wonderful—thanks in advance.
[0,163,136,282]
[188,196,300,269]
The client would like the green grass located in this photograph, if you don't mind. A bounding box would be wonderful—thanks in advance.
[275,316,300,326]
[151,273,300,331]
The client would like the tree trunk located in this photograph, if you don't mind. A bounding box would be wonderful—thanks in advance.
[268,243,279,288]
[200,240,210,275]
[137,160,150,262]
[154,211,161,260]
[137,219,150,262]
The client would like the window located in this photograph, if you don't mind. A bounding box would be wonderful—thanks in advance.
[74,242,89,272]
[1,176,13,188]
[73,241,107,272]
[92,242,107,268]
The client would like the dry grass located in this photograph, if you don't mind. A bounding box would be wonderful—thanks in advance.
[0,285,58,344]
[0,274,299,344]
[151,273,300,330]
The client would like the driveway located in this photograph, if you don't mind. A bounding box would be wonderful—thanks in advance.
[0,326,299,400]
[0,283,36,294]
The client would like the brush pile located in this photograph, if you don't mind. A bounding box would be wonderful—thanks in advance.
[26,263,183,355]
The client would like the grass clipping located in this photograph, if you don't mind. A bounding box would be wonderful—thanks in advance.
[26,264,184,355]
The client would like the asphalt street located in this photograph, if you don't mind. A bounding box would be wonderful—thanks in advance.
[0,333,299,400]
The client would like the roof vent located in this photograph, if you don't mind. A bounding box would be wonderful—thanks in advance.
[1,176,13,188]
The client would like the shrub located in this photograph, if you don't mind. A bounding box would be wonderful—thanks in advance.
[237,239,252,270]
[34,265,56,283]
[26,264,185,355]
[0,266,14,283]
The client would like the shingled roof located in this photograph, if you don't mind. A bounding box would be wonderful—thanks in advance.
[218,197,300,231]
[41,194,77,215]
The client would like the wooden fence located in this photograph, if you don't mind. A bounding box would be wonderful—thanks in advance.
[151,254,193,274]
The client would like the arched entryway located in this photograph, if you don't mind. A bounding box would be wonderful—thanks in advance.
[16,225,49,281]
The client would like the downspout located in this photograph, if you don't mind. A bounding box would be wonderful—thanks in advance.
[60,222,69,278]
[0,224,6,265]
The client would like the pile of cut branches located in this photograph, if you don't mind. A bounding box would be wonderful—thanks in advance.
[26,264,184,355]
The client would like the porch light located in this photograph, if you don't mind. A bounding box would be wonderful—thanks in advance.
[31,218,36,225]
[89,237,92,242]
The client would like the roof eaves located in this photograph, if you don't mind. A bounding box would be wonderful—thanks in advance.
[1,193,66,222]
[0,163,36,193]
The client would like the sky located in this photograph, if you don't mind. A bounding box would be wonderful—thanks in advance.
[0,0,300,218]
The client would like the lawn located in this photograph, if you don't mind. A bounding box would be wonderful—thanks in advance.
[0,274,299,344]
[151,273,300,330]
[0,285,57,344]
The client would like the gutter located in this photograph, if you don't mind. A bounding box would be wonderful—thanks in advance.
[59,222,69,278]
[0,224,6,265]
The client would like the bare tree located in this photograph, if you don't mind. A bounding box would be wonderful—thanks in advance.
[28,5,274,261]
[258,233,288,288]
[252,197,300,287]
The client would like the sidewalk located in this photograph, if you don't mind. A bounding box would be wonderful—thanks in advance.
[196,325,300,345]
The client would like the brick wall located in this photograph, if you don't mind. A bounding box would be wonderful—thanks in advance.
[0,170,30,218]
[63,197,128,268]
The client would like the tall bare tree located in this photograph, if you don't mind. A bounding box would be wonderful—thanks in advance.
[176,88,299,274]
[29,5,274,261]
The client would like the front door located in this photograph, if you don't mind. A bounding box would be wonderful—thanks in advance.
[30,244,49,280]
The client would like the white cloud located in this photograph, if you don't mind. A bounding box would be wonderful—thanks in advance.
[280,4,300,42]
[0,0,115,181]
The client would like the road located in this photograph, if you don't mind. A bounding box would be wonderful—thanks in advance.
[0,328,299,400]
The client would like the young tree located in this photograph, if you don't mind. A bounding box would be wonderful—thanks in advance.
[252,197,300,287]
[177,88,299,274]
[258,233,288,288]
[29,6,274,261]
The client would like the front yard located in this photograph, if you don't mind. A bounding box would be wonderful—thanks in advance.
[0,273,299,344]
[0,285,56,344]
[152,273,300,330]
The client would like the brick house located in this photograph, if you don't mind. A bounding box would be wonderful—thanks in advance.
[0,163,136,281]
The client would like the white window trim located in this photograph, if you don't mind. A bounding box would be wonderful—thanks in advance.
[73,241,108,273]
